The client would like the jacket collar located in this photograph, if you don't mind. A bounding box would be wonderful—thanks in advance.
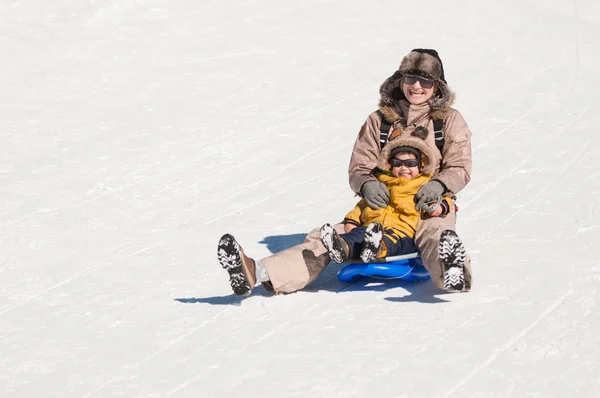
[379,100,432,126]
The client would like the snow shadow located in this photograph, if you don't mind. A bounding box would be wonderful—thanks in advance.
[382,283,451,304]
[174,284,274,306]
[309,275,451,303]
[258,233,307,253]
[175,278,448,305]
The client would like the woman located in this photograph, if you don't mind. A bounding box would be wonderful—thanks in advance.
[349,48,472,292]
[217,48,472,296]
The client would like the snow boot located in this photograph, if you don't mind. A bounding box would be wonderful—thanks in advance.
[319,223,349,264]
[217,234,257,296]
[360,222,383,263]
[438,229,467,292]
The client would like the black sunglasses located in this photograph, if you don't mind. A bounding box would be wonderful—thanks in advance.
[403,75,435,89]
[391,158,420,168]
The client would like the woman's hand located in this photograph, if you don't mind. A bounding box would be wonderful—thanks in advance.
[344,223,357,233]
[361,180,390,209]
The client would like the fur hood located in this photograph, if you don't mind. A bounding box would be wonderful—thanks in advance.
[377,126,436,176]
[378,49,455,123]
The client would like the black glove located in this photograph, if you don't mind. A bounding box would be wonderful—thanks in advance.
[361,180,390,210]
[415,180,445,211]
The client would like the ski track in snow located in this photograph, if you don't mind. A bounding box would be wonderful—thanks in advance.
[442,289,575,398]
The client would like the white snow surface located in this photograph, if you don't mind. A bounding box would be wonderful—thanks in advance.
[2,1,600,397]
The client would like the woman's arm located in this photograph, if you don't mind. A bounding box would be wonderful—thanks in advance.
[433,109,472,195]
[348,112,384,194]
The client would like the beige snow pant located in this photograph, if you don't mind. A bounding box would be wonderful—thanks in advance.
[262,206,471,293]
[415,204,472,291]
[261,224,345,293]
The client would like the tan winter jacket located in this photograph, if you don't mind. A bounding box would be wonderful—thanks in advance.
[348,100,472,196]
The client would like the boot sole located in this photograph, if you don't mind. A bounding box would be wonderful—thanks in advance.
[320,224,347,264]
[439,230,466,292]
[217,234,252,296]
[360,222,383,263]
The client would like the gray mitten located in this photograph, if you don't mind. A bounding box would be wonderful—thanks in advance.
[415,180,445,211]
[361,180,390,210]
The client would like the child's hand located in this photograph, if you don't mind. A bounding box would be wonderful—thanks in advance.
[429,206,443,217]
[419,198,444,217]
[344,223,357,233]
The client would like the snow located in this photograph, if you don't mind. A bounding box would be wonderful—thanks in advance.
[1,0,600,397]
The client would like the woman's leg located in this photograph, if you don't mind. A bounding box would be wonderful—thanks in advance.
[414,206,472,291]
[260,223,346,293]
[217,234,258,296]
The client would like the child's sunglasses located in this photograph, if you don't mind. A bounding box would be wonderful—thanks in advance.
[391,158,420,168]
[403,75,435,89]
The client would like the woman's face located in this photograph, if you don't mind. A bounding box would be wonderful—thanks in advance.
[401,75,436,105]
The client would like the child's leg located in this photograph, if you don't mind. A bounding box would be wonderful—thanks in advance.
[319,223,350,264]
[379,229,418,257]
[359,222,383,262]
[337,226,369,259]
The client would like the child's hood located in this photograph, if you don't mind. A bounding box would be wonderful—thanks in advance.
[377,126,436,176]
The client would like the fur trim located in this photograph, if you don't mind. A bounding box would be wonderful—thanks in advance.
[377,100,453,126]
[377,128,436,176]
[411,126,428,140]
[378,70,404,110]
[378,104,401,124]
[428,81,454,111]
[431,107,449,121]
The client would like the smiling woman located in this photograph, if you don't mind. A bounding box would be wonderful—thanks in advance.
[348,48,473,292]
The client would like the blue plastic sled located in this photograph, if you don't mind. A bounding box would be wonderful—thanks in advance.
[337,252,430,283]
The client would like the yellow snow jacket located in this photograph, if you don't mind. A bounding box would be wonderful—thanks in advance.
[344,172,431,238]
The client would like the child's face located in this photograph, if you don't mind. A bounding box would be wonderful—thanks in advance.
[391,152,420,179]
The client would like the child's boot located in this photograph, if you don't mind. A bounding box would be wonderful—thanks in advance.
[438,229,467,292]
[319,223,349,264]
[217,234,257,296]
[360,222,383,262]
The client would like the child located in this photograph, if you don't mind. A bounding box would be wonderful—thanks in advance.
[320,126,453,264]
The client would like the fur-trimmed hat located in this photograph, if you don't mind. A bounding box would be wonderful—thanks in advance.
[399,49,446,83]
[378,126,436,176]
[379,48,454,112]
